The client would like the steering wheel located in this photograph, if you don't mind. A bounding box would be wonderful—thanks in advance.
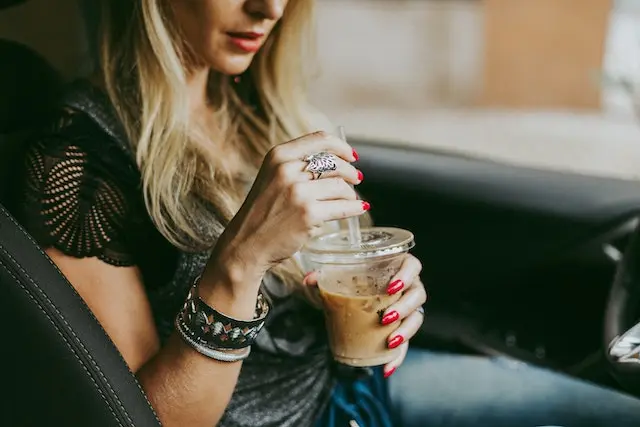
[604,221,640,394]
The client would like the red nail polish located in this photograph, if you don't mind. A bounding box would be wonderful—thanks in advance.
[352,148,359,161]
[387,279,404,295]
[388,335,404,349]
[357,170,364,182]
[362,201,370,211]
[384,367,396,378]
[381,311,399,325]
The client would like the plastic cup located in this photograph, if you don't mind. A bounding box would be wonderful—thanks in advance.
[302,227,415,367]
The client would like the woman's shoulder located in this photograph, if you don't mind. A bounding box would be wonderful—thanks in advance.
[27,80,138,184]
[44,79,133,161]
[14,80,144,266]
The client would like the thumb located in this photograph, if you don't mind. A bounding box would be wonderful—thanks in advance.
[303,271,320,286]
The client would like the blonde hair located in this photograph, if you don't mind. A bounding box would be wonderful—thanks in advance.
[97,0,334,296]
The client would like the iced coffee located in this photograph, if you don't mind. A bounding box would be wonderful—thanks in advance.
[302,227,415,367]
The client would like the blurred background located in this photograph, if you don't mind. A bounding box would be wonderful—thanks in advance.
[2,0,640,180]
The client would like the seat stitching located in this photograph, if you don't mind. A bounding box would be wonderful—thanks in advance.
[0,243,136,426]
[0,207,161,424]
[0,260,125,427]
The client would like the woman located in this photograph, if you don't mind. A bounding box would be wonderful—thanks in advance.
[12,0,640,426]
[16,0,425,426]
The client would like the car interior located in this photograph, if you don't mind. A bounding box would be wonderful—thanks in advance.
[2,1,640,426]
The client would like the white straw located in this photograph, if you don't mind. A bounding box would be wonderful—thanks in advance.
[337,125,362,246]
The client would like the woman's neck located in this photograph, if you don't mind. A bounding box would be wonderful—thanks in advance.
[186,67,211,116]
[186,67,252,180]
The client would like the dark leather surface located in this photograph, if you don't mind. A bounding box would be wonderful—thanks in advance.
[0,33,161,427]
[352,141,640,225]
[0,0,26,11]
[604,224,640,393]
[0,39,61,207]
[0,39,60,133]
[352,141,640,294]
[0,204,161,427]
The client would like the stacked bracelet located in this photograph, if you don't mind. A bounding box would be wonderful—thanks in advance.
[175,316,251,362]
[175,277,270,360]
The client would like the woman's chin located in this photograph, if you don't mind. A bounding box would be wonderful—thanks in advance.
[210,54,255,77]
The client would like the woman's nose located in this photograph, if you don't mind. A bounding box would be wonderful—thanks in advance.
[245,0,285,21]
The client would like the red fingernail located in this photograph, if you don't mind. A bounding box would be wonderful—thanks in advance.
[384,367,396,378]
[357,170,364,182]
[387,279,404,295]
[362,201,370,211]
[388,335,404,349]
[381,310,399,325]
[352,148,359,161]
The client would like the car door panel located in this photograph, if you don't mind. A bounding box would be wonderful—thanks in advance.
[354,141,639,295]
[353,140,636,379]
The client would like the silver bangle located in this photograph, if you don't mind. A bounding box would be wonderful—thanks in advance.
[175,315,251,362]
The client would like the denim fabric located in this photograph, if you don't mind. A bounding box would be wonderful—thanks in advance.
[317,367,393,427]
[389,349,640,427]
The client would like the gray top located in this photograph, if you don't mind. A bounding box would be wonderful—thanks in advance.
[16,81,334,427]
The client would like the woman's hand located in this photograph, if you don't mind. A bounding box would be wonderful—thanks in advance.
[215,131,366,285]
[379,254,427,378]
[303,253,427,378]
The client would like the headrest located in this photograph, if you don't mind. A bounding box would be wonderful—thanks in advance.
[0,39,61,133]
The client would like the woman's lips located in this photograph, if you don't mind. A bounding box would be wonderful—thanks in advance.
[227,32,265,53]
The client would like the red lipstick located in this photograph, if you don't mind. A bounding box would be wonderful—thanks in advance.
[227,32,265,53]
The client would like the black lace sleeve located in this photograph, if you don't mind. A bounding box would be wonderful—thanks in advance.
[19,133,136,267]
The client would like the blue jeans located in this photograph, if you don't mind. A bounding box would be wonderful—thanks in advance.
[388,349,640,427]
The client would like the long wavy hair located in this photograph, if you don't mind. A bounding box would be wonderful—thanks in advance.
[97,0,334,295]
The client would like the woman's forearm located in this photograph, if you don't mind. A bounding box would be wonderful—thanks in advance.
[137,258,264,427]
[137,333,242,426]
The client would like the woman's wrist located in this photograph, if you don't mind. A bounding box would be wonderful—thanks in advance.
[212,229,270,285]
[198,244,266,320]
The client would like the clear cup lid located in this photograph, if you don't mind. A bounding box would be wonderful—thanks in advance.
[302,227,415,263]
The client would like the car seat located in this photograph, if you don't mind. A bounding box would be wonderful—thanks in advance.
[0,204,162,426]
[0,23,162,427]
[0,38,61,207]
[0,0,27,10]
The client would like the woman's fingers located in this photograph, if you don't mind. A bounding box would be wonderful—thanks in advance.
[383,342,409,378]
[381,278,427,325]
[275,159,362,186]
[385,254,423,296]
[296,196,368,227]
[382,310,424,377]
[267,131,357,164]
[387,308,424,346]
[302,270,319,286]
[315,199,370,223]
[289,178,367,226]
[309,178,358,201]
[300,156,362,184]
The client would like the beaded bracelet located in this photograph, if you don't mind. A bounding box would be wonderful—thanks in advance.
[175,315,251,362]
[176,277,270,351]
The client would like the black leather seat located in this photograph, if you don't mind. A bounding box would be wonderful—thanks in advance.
[0,38,61,207]
[0,204,162,426]
[0,0,27,10]
[0,38,60,133]
[0,30,161,426]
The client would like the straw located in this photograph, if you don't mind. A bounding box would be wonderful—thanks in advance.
[337,125,362,246]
